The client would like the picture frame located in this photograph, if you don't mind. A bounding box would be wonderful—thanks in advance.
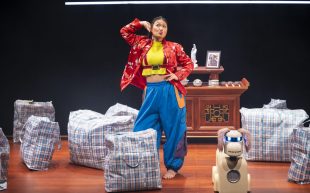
[206,51,221,68]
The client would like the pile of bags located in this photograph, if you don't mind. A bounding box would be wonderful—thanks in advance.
[240,98,309,184]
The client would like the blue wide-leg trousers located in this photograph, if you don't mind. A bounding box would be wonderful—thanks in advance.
[133,81,187,172]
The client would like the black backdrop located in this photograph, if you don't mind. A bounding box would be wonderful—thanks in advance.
[1,1,310,135]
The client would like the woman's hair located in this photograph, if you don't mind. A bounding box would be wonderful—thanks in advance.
[151,16,168,27]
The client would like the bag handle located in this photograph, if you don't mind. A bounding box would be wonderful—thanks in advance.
[302,118,310,127]
[123,154,141,168]
[121,137,144,168]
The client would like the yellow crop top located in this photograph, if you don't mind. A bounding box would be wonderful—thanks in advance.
[142,41,167,76]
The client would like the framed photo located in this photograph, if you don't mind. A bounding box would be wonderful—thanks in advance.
[206,51,221,68]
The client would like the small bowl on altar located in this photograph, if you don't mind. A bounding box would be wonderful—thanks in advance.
[193,79,202,87]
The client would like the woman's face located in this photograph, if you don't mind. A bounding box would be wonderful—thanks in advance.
[151,19,168,41]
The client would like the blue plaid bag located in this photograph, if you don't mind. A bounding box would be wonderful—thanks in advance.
[240,107,308,162]
[263,98,287,109]
[105,103,139,121]
[68,110,134,170]
[20,116,60,170]
[104,129,162,192]
[0,128,9,190]
[288,126,310,184]
[13,100,55,143]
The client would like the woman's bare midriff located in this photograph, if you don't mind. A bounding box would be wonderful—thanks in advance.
[146,74,166,82]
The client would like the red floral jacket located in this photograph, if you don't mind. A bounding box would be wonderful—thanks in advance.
[120,18,194,95]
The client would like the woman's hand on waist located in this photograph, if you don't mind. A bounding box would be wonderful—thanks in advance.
[164,73,178,81]
[145,73,178,82]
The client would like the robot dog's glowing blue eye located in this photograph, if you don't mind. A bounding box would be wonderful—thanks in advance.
[225,136,242,142]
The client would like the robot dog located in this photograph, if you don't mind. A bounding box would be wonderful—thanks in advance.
[212,128,251,193]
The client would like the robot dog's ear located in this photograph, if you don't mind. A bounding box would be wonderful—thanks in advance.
[217,128,230,151]
[238,128,252,152]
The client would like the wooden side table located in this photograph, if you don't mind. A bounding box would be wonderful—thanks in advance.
[185,66,249,138]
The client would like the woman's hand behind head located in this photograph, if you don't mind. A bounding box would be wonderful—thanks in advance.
[140,21,151,32]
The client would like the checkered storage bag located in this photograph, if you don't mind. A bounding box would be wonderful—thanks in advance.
[20,116,60,170]
[68,110,134,170]
[263,98,287,109]
[13,100,55,143]
[0,128,9,190]
[240,107,308,162]
[288,126,310,184]
[105,103,139,121]
[104,129,162,192]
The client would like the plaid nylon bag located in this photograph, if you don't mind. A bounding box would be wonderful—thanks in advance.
[240,107,308,162]
[0,128,9,190]
[105,103,139,121]
[20,116,60,170]
[104,129,162,192]
[288,126,310,184]
[68,110,134,170]
[263,98,287,109]
[13,100,55,143]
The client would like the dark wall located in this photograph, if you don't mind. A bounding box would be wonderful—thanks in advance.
[1,1,310,135]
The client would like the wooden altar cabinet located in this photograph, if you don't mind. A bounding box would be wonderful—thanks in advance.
[185,67,249,138]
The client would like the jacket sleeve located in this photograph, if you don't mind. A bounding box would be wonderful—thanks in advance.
[120,18,144,47]
[174,44,194,81]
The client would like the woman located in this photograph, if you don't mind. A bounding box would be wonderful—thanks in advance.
[120,16,193,179]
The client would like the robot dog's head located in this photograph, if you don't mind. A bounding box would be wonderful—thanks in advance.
[217,128,251,157]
